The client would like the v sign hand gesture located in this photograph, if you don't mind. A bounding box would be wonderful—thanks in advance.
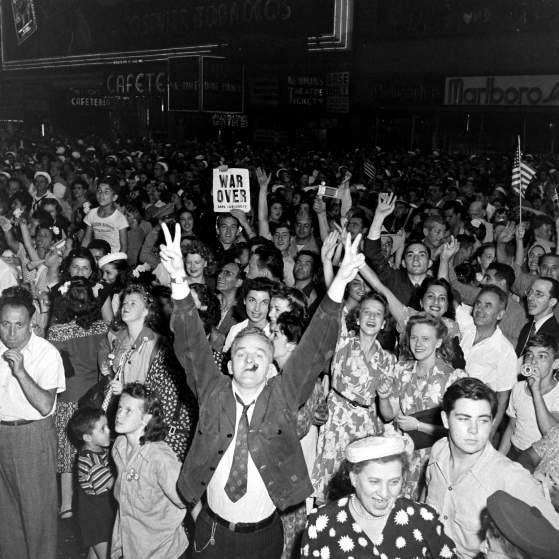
[327,233,366,303]
[159,222,186,279]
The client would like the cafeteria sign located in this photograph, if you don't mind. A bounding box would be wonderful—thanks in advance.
[213,167,251,212]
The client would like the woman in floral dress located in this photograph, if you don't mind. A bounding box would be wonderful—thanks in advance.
[379,313,467,499]
[312,291,396,504]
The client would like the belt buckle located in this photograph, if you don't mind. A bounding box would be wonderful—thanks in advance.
[168,425,176,436]
[227,521,236,532]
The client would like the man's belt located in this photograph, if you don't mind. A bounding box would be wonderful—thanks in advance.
[204,503,278,533]
[0,419,35,426]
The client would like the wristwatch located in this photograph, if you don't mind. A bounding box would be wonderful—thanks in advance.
[170,275,188,285]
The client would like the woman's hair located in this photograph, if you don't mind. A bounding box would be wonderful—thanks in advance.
[119,283,161,331]
[327,454,408,502]
[31,209,55,230]
[121,383,167,445]
[184,239,212,261]
[50,277,102,329]
[60,248,99,282]
[400,312,455,364]
[67,407,106,449]
[102,258,129,291]
[409,277,455,319]
[276,311,304,344]
[271,284,309,325]
[190,283,221,335]
[345,291,388,334]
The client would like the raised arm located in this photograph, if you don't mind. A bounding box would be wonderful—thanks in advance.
[360,263,407,327]
[283,233,365,407]
[313,195,330,242]
[231,209,256,240]
[256,167,272,239]
[364,193,399,285]
[320,230,340,288]
[160,223,220,399]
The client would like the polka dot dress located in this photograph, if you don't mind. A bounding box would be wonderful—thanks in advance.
[301,496,457,559]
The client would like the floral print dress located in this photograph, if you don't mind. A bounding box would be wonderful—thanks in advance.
[384,359,467,499]
[301,496,457,559]
[312,325,396,503]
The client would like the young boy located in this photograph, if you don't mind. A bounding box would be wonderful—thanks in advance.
[499,332,559,460]
[68,407,115,559]
[81,178,128,253]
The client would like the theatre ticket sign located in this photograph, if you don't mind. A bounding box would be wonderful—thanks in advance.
[445,75,559,107]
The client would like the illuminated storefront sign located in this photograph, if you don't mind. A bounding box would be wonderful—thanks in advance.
[445,75,559,106]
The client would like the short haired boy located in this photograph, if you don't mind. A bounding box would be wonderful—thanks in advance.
[425,378,559,559]
[499,333,559,460]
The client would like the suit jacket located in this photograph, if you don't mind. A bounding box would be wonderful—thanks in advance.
[516,315,559,356]
[171,292,340,510]
[364,238,423,306]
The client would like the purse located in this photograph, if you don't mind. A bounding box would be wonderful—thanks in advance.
[406,407,446,450]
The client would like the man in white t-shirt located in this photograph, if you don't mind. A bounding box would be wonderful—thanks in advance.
[499,332,559,460]
[456,285,518,435]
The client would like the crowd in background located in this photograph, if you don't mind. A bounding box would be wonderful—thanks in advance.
[0,134,559,559]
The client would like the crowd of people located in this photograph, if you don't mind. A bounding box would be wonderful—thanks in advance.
[0,135,558,559]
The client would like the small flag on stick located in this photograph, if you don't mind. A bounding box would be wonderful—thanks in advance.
[511,136,536,198]
[363,159,376,180]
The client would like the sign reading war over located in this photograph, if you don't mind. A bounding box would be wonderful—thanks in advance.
[213,168,251,212]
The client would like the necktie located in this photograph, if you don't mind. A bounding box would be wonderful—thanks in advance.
[224,395,253,502]
[520,320,537,356]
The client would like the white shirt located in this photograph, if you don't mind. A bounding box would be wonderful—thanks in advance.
[223,319,271,353]
[206,385,276,523]
[456,304,518,392]
[0,333,65,420]
[83,207,129,253]
[508,380,559,450]
[0,259,18,294]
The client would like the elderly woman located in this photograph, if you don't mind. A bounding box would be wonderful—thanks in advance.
[100,283,196,460]
[379,313,467,499]
[301,436,457,559]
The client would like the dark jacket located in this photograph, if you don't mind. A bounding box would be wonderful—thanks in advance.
[364,238,422,306]
[171,292,340,510]
[516,315,559,356]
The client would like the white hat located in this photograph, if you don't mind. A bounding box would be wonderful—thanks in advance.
[98,252,128,268]
[53,182,66,198]
[345,436,406,463]
[0,171,11,179]
[34,171,52,184]
[155,161,168,173]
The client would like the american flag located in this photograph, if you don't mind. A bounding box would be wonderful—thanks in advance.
[363,159,376,180]
[512,136,536,198]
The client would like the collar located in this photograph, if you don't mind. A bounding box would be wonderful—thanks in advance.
[113,325,156,347]
[434,438,497,490]
[0,332,36,355]
[535,313,554,331]
[231,380,267,406]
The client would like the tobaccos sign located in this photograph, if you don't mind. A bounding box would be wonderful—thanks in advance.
[445,76,559,106]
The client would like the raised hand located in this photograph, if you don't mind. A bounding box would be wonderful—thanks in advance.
[515,222,526,241]
[159,222,185,278]
[256,167,271,190]
[335,233,365,284]
[374,192,396,221]
[496,222,515,244]
[313,195,327,215]
[321,230,340,263]
[440,235,460,261]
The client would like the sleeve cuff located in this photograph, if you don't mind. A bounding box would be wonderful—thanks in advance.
[171,283,190,301]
